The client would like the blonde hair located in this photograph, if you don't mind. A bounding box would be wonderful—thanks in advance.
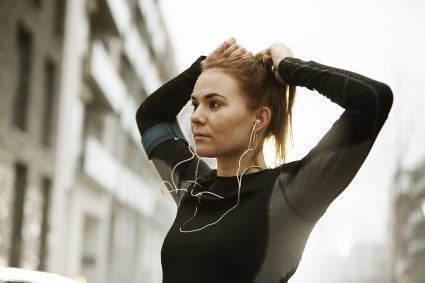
[202,54,296,165]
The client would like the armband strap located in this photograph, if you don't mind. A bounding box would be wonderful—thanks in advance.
[141,122,186,158]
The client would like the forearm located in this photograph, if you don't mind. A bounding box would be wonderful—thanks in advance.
[279,57,393,143]
[136,56,206,135]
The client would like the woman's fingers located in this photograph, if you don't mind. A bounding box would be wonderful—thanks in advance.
[268,43,293,65]
[261,49,273,64]
[223,44,253,59]
[205,37,253,65]
[222,43,242,57]
[217,37,236,55]
[229,47,252,58]
[205,37,237,64]
[261,43,293,70]
[260,45,292,84]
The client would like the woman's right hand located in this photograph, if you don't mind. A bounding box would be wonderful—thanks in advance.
[204,37,251,65]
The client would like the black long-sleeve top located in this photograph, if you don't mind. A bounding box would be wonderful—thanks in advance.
[135,56,393,283]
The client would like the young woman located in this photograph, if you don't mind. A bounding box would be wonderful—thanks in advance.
[136,37,393,283]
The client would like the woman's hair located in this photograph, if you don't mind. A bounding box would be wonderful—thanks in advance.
[202,53,296,165]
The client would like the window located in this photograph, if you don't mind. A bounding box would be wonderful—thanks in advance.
[41,60,56,147]
[29,0,42,8]
[53,0,67,37]
[84,106,105,142]
[9,163,28,267]
[81,215,99,283]
[12,25,33,131]
[38,177,51,271]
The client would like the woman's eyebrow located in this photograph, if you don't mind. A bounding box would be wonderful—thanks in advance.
[191,93,227,101]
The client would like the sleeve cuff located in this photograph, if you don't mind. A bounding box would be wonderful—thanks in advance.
[141,122,186,158]
[186,55,207,77]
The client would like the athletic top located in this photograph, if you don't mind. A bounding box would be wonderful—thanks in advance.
[135,56,393,283]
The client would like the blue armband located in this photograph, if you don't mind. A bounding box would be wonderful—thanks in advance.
[141,122,186,158]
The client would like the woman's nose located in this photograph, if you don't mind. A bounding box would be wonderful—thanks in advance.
[191,106,206,125]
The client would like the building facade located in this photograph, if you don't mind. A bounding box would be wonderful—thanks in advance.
[391,161,425,283]
[0,0,67,271]
[0,0,177,282]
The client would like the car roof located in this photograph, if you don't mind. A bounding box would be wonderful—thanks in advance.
[0,267,80,283]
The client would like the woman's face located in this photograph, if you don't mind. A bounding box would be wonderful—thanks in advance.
[191,69,256,159]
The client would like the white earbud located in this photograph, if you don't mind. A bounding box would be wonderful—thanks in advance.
[255,118,261,124]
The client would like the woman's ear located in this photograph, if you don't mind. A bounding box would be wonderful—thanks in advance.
[254,106,272,132]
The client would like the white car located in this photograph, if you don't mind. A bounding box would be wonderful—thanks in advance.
[0,267,83,283]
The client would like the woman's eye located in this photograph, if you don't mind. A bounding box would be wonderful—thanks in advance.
[210,101,220,109]
[191,103,198,111]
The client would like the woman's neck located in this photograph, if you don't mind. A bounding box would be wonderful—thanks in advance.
[216,149,267,177]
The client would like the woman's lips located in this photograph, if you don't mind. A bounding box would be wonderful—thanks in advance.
[193,133,210,140]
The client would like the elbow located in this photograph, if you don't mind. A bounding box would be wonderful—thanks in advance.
[135,101,161,136]
[135,103,146,135]
[135,104,143,123]
[376,83,394,116]
[367,83,393,133]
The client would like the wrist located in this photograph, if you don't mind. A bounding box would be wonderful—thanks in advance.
[186,55,206,77]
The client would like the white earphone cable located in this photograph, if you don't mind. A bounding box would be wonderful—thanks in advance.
[179,120,261,233]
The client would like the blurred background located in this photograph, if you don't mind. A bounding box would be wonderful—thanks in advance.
[0,0,424,282]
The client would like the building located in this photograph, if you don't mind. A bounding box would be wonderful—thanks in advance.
[0,0,67,271]
[391,161,425,283]
[0,0,177,282]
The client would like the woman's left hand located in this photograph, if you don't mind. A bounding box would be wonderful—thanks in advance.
[262,43,294,84]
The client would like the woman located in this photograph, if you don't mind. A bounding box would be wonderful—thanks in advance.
[136,38,393,283]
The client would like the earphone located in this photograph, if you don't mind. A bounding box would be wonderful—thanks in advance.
[161,112,264,233]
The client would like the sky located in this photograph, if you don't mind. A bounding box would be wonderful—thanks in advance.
[157,0,425,280]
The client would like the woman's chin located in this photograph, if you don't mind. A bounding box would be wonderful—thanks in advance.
[196,152,215,158]
[195,147,216,158]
